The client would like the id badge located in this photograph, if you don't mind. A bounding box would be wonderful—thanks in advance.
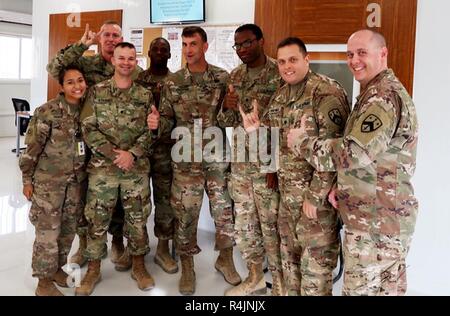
[77,141,86,156]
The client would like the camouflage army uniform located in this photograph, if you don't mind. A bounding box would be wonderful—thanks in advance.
[158,64,234,256]
[217,57,282,274]
[265,70,350,295]
[136,69,175,240]
[19,94,87,278]
[47,42,142,239]
[293,69,418,296]
[81,79,154,260]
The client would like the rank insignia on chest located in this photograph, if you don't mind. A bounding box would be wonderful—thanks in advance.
[361,114,383,133]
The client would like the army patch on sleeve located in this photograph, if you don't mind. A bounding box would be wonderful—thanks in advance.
[361,114,383,133]
[328,109,342,126]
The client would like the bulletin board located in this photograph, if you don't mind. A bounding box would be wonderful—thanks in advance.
[129,24,242,73]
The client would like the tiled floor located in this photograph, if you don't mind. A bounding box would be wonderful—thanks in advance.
[0,136,344,296]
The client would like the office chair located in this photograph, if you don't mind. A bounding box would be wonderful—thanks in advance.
[11,98,31,154]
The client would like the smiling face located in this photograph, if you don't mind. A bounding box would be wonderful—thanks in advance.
[60,69,86,105]
[346,30,388,88]
[277,44,310,85]
[111,46,137,77]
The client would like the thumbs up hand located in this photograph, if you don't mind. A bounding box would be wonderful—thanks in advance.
[147,105,160,130]
[223,84,239,110]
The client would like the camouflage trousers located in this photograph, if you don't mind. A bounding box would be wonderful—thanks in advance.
[29,180,83,278]
[342,229,412,296]
[279,179,339,296]
[229,171,281,273]
[171,162,234,256]
[84,173,151,260]
[76,179,124,239]
[150,142,174,240]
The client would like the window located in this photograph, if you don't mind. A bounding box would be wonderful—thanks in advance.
[0,35,32,80]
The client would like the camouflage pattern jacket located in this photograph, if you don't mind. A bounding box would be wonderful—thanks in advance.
[266,70,350,208]
[217,56,281,174]
[294,69,419,236]
[20,94,87,185]
[47,42,142,87]
[82,78,154,175]
[158,64,229,163]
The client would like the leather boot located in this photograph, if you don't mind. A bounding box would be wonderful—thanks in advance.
[75,260,101,296]
[114,247,132,271]
[69,234,87,267]
[35,278,64,296]
[179,255,195,295]
[131,255,155,291]
[225,262,266,296]
[215,247,241,285]
[154,239,178,274]
[111,235,125,263]
[53,268,69,288]
[271,270,286,296]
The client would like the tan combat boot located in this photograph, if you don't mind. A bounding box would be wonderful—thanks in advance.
[69,234,87,267]
[35,278,64,296]
[271,270,286,296]
[154,239,178,274]
[131,255,155,291]
[75,260,101,296]
[224,262,266,296]
[53,268,69,288]
[114,247,132,271]
[111,235,125,263]
[179,255,195,295]
[215,247,241,285]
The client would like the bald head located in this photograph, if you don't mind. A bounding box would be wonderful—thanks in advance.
[346,29,388,88]
[348,29,386,49]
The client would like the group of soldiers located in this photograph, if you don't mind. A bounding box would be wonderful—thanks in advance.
[19,20,418,297]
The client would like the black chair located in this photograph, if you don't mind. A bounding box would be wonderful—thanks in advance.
[11,98,31,154]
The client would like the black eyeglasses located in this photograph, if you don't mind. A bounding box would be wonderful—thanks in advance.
[232,38,258,51]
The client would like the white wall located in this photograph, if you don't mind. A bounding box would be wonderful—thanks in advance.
[408,0,450,296]
[0,20,32,137]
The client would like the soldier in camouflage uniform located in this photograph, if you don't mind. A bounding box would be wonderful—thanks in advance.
[47,21,142,267]
[75,43,156,296]
[289,30,419,296]
[134,37,178,274]
[157,26,241,295]
[242,37,350,296]
[19,66,88,296]
[216,24,283,296]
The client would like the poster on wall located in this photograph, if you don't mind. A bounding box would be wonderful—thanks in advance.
[130,29,144,54]
[161,25,240,73]
[205,26,240,73]
[162,27,183,72]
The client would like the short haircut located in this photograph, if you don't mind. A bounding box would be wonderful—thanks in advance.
[58,64,85,85]
[103,20,121,27]
[182,26,207,42]
[235,24,263,40]
[277,37,308,56]
[367,29,387,47]
[150,37,170,51]
[114,42,136,51]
